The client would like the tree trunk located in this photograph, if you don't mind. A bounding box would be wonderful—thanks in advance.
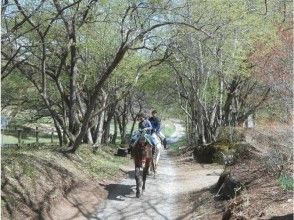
[111,115,118,144]
[95,111,105,146]
[53,119,63,147]
[101,110,114,144]
[87,128,94,144]
[129,116,137,138]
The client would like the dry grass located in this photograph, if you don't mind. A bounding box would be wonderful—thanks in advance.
[222,124,293,219]
[175,123,293,220]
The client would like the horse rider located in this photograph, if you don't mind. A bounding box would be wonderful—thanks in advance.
[128,113,156,154]
[149,110,168,149]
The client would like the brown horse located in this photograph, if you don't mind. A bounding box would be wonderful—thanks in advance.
[131,132,154,198]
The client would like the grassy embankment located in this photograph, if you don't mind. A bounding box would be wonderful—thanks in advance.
[1,144,129,219]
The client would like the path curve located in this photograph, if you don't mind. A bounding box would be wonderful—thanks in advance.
[94,121,222,220]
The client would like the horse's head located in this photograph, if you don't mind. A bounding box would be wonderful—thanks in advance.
[137,132,148,145]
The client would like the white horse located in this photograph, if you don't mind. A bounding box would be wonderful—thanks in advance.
[150,133,163,174]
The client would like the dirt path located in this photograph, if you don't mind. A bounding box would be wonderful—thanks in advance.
[94,121,222,220]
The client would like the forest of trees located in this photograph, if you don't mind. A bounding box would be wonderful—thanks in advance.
[1,0,293,152]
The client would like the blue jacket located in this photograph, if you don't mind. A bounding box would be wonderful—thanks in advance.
[138,119,153,134]
[149,116,161,132]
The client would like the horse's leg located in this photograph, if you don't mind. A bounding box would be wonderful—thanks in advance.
[151,158,155,174]
[156,146,160,167]
[153,144,160,173]
[142,162,150,192]
[135,167,141,198]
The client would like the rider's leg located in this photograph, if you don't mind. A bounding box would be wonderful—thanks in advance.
[158,131,166,140]
[158,131,167,149]
[163,138,167,149]
[145,134,157,155]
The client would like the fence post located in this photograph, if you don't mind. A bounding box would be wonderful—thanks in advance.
[51,129,54,143]
[17,129,22,145]
[36,126,39,143]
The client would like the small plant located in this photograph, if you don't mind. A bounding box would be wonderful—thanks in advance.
[169,138,187,153]
[278,175,294,190]
[264,148,287,176]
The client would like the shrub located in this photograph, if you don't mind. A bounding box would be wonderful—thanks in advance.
[278,175,294,190]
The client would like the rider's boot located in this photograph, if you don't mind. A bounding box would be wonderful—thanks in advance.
[127,145,132,154]
[163,138,168,149]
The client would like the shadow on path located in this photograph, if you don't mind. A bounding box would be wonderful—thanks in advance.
[100,183,136,201]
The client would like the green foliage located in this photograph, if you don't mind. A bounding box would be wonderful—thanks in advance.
[169,137,187,154]
[1,72,47,124]
[137,64,172,90]
[192,0,277,78]
[1,71,34,107]
[161,120,176,136]
[278,175,294,191]
[2,0,291,151]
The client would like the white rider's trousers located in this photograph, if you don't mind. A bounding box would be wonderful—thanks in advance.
[151,132,165,145]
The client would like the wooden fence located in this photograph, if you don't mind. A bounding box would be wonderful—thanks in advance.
[1,126,57,147]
